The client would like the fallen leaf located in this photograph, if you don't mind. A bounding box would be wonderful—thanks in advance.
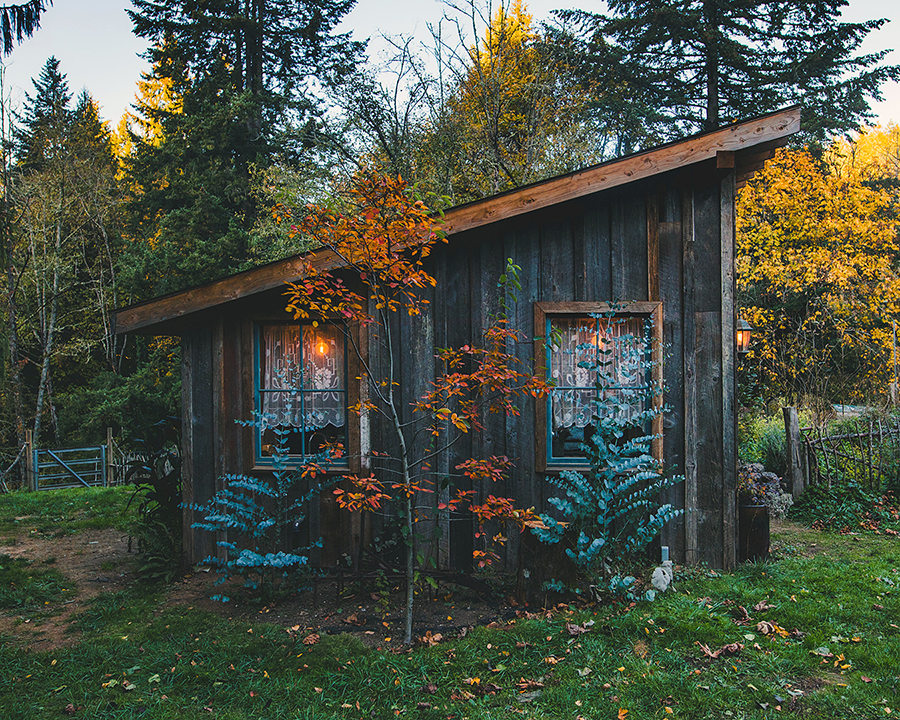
[565,622,593,636]
[861,676,873,683]
[302,634,320,646]
[422,683,438,694]
[516,678,544,692]
[343,613,366,626]
[696,641,744,659]
[618,709,629,719]
[418,631,443,647]
[753,599,775,612]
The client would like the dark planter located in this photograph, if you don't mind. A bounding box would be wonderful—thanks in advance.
[738,504,770,562]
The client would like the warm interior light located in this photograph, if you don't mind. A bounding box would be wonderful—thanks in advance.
[736,317,753,355]
[317,339,328,355]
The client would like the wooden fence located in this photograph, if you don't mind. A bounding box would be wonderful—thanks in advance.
[784,409,900,496]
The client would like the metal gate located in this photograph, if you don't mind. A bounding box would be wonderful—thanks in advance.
[32,445,107,491]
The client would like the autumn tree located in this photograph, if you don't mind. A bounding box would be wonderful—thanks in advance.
[3,59,125,446]
[736,144,900,404]
[431,0,601,199]
[281,171,547,643]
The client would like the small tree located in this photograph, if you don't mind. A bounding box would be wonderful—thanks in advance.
[531,310,682,600]
[281,171,548,643]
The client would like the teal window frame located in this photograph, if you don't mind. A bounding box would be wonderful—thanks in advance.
[253,322,350,467]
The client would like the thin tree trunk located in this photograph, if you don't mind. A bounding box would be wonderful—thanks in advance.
[703,0,720,130]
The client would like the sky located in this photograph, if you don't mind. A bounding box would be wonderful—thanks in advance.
[1,0,898,130]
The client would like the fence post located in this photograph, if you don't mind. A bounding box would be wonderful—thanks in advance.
[25,429,35,492]
[106,427,114,487]
[783,407,805,500]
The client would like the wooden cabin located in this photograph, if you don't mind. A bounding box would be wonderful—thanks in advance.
[114,107,800,572]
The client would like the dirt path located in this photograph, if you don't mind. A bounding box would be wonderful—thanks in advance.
[0,528,134,650]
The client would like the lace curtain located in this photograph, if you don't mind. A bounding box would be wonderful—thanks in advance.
[549,316,647,430]
[260,325,346,431]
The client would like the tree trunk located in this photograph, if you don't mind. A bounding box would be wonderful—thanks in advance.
[703,0,720,130]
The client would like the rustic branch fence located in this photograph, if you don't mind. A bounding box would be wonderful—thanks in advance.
[783,408,900,497]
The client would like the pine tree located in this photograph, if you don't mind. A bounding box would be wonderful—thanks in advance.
[557,0,900,142]
[121,0,363,295]
[0,0,51,55]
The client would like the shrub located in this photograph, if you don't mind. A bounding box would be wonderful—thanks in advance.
[531,312,683,601]
[126,417,183,583]
[189,422,326,602]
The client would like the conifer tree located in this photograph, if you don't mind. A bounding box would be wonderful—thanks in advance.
[557,0,900,143]
[122,0,363,295]
[0,0,51,55]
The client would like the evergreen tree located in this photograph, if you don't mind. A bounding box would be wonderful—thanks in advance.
[557,0,900,143]
[121,0,363,295]
[0,0,51,55]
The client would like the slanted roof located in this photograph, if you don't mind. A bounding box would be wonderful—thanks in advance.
[114,105,800,335]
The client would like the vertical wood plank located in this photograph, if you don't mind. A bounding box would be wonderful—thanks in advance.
[181,333,194,564]
[720,170,737,569]
[647,191,660,302]
[682,190,699,565]
[658,186,685,560]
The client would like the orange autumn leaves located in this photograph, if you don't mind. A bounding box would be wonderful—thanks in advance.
[281,170,548,568]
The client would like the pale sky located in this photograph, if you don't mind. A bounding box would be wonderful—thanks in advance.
[1,0,897,130]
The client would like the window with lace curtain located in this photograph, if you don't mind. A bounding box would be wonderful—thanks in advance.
[534,302,662,469]
[254,323,348,463]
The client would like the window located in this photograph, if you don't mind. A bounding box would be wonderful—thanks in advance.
[254,323,348,464]
[534,302,662,470]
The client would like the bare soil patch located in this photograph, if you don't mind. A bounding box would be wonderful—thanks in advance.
[0,528,134,650]
[1,527,522,651]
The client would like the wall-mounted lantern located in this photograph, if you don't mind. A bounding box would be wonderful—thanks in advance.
[736,317,753,356]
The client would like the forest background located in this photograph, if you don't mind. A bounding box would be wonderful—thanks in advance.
[2,0,900,464]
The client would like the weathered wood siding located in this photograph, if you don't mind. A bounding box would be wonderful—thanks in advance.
[179,160,737,570]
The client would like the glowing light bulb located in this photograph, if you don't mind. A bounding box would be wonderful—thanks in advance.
[317,340,328,355]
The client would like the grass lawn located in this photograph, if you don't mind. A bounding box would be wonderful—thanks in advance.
[0,487,898,718]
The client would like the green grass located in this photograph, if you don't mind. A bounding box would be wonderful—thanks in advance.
[0,523,898,718]
[0,486,135,536]
[1,485,899,718]
[0,555,76,610]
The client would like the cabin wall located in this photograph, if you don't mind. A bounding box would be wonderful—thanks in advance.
[179,164,737,570]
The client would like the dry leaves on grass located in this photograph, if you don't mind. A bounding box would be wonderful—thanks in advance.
[516,677,544,692]
[302,633,320,645]
[696,641,744,659]
[565,620,595,636]
[418,631,443,647]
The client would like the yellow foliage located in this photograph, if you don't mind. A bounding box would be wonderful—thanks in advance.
[442,0,591,198]
[737,144,900,402]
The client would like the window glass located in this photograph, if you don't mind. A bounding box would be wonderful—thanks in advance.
[547,315,648,464]
[257,324,347,460]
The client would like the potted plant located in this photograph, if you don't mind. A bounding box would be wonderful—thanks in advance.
[737,463,793,561]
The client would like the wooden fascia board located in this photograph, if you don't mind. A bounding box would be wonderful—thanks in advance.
[115,251,340,334]
[115,106,800,335]
[440,106,799,236]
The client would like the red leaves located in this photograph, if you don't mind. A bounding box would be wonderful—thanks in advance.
[456,456,513,482]
[333,475,391,512]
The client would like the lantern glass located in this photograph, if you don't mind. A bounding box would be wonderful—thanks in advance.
[736,317,753,355]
